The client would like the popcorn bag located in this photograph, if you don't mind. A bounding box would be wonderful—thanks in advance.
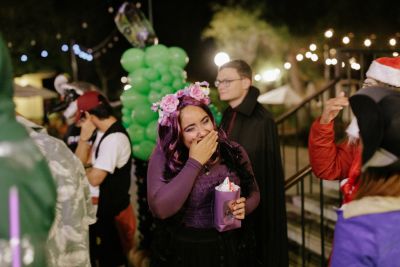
[214,177,241,232]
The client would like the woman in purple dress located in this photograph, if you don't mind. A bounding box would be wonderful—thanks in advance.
[331,86,400,267]
[147,82,260,267]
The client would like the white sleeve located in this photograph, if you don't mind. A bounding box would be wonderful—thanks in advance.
[93,132,131,174]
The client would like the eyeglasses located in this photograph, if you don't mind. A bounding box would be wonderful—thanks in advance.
[214,78,243,87]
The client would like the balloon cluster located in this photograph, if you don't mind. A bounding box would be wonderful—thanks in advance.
[120,44,189,160]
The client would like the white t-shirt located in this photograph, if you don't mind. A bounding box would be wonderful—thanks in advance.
[91,131,131,173]
[89,131,131,197]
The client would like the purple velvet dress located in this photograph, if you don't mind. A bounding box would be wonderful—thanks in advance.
[147,143,260,267]
[147,143,259,227]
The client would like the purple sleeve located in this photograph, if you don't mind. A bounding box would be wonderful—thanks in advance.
[237,144,260,215]
[147,145,203,219]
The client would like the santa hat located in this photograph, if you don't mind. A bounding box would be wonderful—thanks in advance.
[365,57,400,87]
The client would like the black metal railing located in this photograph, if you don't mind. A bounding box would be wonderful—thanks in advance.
[278,79,338,267]
[278,48,399,266]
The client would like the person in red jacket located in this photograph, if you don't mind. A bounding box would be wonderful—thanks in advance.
[309,56,400,203]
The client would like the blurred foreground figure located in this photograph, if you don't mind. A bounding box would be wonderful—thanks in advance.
[0,35,56,266]
[17,115,96,267]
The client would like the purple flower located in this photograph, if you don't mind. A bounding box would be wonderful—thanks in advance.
[160,94,179,113]
[188,84,205,101]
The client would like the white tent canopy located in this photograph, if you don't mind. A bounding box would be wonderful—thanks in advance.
[257,84,302,105]
[13,83,58,99]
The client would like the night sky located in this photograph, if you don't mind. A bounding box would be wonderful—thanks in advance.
[2,0,400,95]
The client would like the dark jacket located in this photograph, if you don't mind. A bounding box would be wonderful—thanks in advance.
[220,86,288,267]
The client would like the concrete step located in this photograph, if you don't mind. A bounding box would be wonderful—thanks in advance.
[289,193,340,222]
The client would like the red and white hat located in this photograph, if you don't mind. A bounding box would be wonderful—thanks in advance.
[366,57,400,87]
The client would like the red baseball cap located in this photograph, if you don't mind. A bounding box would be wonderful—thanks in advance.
[75,91,102,122]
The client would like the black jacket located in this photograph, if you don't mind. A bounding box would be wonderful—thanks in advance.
[221,86,288,267]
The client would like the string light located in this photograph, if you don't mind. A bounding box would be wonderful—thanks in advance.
[342,36,350,44]
[309,44,317,51]
[364,38,372,47]
[40,50,48,58]
[324,29,334,38]
[20,55,28,62]
[284,62,291,69]
[296,54,304,61]
[389,38,397,46]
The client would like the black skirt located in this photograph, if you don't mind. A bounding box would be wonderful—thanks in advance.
[150,225,259,267]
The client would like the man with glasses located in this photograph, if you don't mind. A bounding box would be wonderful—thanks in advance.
[215,59,288,267]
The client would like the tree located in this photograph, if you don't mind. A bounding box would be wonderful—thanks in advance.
[202,4,314,96]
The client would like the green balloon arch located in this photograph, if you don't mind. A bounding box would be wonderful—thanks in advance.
[120,44,189,160]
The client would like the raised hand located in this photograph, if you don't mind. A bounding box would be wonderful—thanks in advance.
[320,92,349,124]
[188,130,218,165]
[79,111,96,141]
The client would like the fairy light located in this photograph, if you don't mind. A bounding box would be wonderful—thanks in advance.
[254,74,262,81]
[40,50,48,58]
[309,44,317,51]
[284,62,291,70]
[393,52,399,57]
[305,51,312,58]
[324,29,333,38]
[364,38,372,47]
[389,38,397,46]
[20,55,28,62]
[296,54,304,61]
[342,36,350,44]
[311,54,318,62]
[61,44,68,52]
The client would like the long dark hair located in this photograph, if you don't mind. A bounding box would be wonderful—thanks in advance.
[157,95,255,197]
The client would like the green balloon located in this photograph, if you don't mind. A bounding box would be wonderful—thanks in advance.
[169,46,189,68]
[145,120,158,141]
[143,67,160,81]
[121,91,148,109]
[160,85,174,95]
[132,103,158,126]
[148,91,163,103]
[150,81,164,92]
[144,44,170,66]
[127,123,145,144]
[122,115,132,126]
[132,140,156,161]
[120,48,145,72]
[121,107,132,116]
[169,65,184,78]
[128,73,150,94]
[172,78,185,90]
[160,73,173,85]
[153,62,170,74]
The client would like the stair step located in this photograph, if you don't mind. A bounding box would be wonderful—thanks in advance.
[290,194,339,222]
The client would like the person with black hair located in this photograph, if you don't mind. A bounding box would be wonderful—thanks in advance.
[147,82,260,267]
[331,86,400,266]
[75,91,134,267]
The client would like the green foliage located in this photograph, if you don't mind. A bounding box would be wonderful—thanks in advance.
[203,5,290,66]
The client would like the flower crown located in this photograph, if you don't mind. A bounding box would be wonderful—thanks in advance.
[151,81,211,126]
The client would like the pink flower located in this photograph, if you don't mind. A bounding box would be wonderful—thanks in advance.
[188,84,205,101]
[151,102,159,112]
[175,89,186,98]
[160,94,179,113]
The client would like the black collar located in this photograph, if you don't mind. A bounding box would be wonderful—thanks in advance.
[233,86,260,116]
